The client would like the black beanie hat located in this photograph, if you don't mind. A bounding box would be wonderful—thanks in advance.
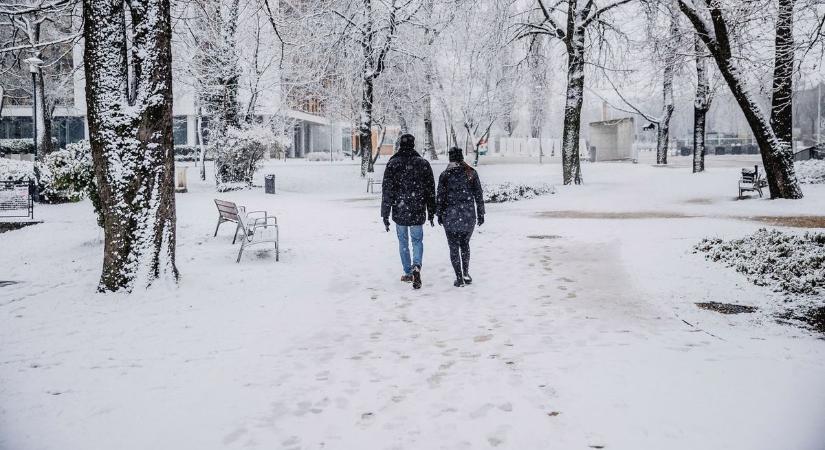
[399,134,415,150]
[448,147,464,162]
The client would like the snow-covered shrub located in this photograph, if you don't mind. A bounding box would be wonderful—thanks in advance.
[213,125,276,190]
[37,141,95,203]
[0,138,34,155]
[305,151,344,162]
[795,160,825,184]
[694,228,825,297]
[0,138,57,155]
[483,182,555,203]
[0,157,35,181]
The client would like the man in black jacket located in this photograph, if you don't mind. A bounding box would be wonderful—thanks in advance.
[381,134,436,289]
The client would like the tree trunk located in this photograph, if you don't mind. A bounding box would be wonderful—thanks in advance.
[422,66,437,159]
[678,0,802,199]
[561,43,585,185]
[528,36,546,140]
[83,0,178,292]
[359,76,374,177]
[693,34,710,173]
[35,72,53,154]
[771,0,794,148]
[197,105,206,180]
[656,12,678,165]
[692,106,707,173]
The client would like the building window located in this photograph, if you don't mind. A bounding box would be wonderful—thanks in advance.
[51,116,85,148]
[0,117,33,139]
[173,116,188,145]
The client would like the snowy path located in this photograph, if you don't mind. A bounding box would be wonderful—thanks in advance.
[1,159,824,449]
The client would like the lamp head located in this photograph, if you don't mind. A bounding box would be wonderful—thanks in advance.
[24,56,44,74]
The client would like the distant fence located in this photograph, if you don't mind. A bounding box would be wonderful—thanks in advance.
[494,138,587,158]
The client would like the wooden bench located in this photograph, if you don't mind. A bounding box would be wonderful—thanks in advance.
[367,177,382,193]
[214,199,244,244]
[214,199,279,262]
[739,165,768,199]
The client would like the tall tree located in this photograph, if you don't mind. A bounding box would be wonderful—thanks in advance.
[525,0,632,185]
[83,0,178,291]
[655,4,679,165]
[678,0,803,198]
[692,32,717,173]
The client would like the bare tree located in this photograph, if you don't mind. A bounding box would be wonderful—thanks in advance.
[0,0,80,155]
[523,0,632,185]
[83,0,178,291]
[678,0,802,198]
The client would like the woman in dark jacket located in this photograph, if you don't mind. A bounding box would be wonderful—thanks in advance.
[436,147,485,287]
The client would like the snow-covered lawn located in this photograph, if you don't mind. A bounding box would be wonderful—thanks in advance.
[2,155,824,450]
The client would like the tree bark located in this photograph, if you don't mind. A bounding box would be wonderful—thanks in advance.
[561,42,584,185]
[35,70,53,154]
[422,65,437,159]
[678,0,802,199]
[83,0,178,292]
[771,0,794,148]
[693,34,710,173]
[359,75,374,177]
[656,10,678,165]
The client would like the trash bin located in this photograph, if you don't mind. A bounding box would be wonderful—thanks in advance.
[265,174,276,194]
[175,166,188,193]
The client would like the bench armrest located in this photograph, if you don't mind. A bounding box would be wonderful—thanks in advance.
[251,217,278,228]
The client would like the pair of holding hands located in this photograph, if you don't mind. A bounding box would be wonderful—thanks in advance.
[382,215,485,232]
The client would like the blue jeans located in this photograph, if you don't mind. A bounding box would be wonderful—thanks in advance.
[396,224,424,275]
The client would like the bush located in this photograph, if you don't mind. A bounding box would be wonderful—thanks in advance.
[0,157,35,181]
[796,159,825,184]
[37,141,95,203]
[175,145,213,162]
[483,182,555,203]
[306,151,344,162]
[695,228,825,297]
[0,138,58,155]
[213,125,276,189]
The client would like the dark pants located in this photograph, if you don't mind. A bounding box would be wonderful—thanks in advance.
[445,228,473,279]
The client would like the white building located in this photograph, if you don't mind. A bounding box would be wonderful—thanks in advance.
[0,43,351,158]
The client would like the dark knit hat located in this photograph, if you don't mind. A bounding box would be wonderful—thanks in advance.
[399,134,415,150]
[448,147,464,162]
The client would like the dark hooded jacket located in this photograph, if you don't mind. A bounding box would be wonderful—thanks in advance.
[381,147,436,226]
[436,163,484,233]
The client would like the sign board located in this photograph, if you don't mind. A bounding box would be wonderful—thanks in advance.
[0,181,34,219]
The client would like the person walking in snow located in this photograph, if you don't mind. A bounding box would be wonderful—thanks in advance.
[381,134,436,290]
[436,147,485,287]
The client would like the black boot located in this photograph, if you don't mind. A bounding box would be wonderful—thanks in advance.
[412,265,422,289]
[453,278,465,287]
[463,274,472,285]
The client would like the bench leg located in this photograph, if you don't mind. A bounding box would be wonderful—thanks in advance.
[214,218,222,237]
[232,222,241,245]
[237,240,245,263]
[276,227,280,262]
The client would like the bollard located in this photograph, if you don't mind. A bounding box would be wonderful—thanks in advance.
[175,166,188,193]
[265,174,276,194]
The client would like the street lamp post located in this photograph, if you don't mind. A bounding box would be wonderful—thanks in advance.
[24,56,44,161]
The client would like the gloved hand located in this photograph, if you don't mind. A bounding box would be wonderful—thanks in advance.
[477,215,484,226]
[383,217,390,232]
[428,215,435,227]
[437,216,443,226]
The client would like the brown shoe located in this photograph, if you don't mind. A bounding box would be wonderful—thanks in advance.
[400,274,414,283]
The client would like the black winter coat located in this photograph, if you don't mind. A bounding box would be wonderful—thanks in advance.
[436,163,484,233]
[381,148,436,226]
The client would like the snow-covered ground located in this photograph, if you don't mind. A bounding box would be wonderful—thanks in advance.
[1,155,824,450]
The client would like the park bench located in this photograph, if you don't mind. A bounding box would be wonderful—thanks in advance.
[214,199,279,262]
[367,177,381,194]
[738,165,768,199]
